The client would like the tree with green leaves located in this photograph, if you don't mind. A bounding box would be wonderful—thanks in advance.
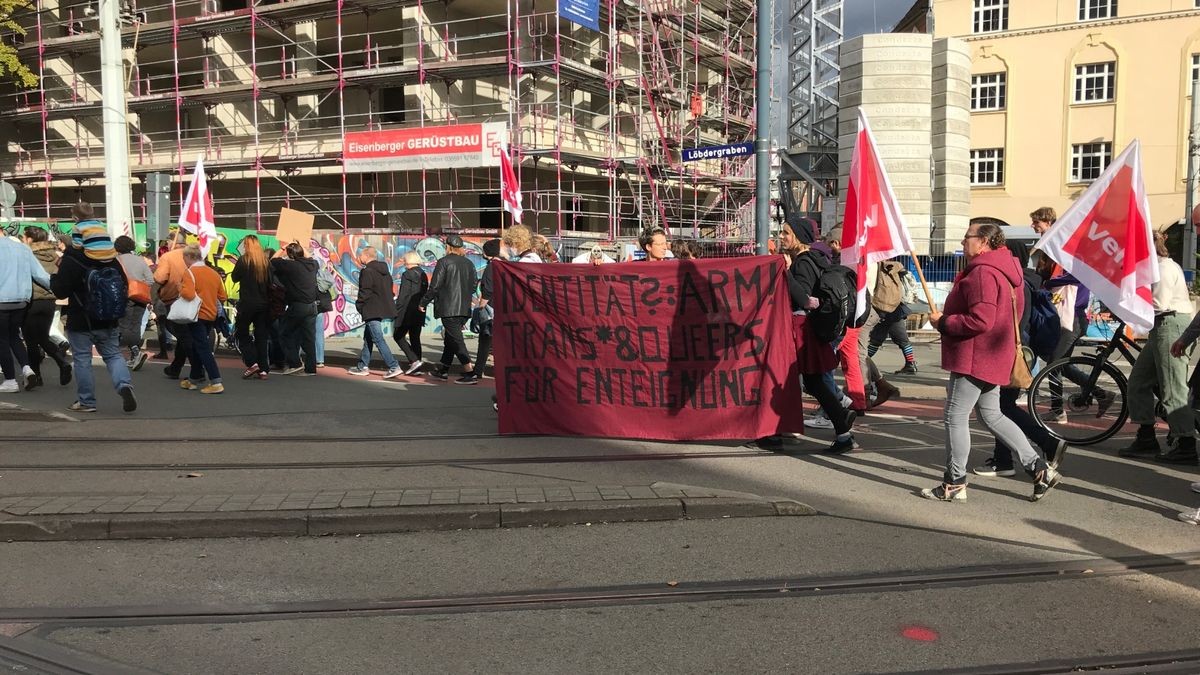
[0,0,37,88]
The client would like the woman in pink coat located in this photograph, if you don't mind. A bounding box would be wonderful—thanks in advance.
[922,222,1061,502]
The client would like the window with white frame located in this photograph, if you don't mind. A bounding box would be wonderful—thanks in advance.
[1079,0,1117,21]
[970,149,1005,186]
[1073,62,1115,103]
[973,0,1008,33]
[1070,142,1112,182]
[971,72,1007,111]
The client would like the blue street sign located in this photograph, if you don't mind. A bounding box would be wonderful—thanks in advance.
[681,142,755,163]
[559,0,600,31]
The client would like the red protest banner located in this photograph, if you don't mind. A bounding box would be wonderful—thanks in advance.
[492,257,804,441]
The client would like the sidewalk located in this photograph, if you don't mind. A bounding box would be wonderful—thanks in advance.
[0,483,814,542]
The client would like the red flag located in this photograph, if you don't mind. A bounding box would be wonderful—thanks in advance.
[841,109,915,321]
[1034,140,1157,334]
[499,144,523,224]
[178,156,218,258]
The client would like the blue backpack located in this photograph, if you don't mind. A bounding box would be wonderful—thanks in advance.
[85,266,128,321]
[1026,281,1060,360]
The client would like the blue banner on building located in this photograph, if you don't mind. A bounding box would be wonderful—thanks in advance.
[559,0,600,31]
[681,142,755,163]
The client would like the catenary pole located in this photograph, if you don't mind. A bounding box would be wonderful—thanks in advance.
[1185,78,1199,273]
[99,0,133,239]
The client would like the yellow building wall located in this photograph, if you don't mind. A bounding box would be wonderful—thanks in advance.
[933,0,1200,227]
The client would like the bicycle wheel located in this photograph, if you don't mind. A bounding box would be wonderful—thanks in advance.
[1028,356,1128,445]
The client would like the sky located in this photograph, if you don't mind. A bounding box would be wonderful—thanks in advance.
[843,0,915,37]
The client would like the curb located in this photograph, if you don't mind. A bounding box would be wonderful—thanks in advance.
[0,496,816,542]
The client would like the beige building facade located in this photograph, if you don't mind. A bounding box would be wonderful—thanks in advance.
[911,0,1200,228]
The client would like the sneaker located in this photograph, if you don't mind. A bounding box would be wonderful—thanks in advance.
[755,436,785,451]
[383,367,404,380]
[838,394,852,409]
[23,371,42,391]
[920,483,967,501]
[200,383,225,394]
[0,380,18,393]
[827,435,859,454]
[1179,508,1200,525]
[894,363,918,375]
[1155,437,1199,465]
[67,401,96,412]
[870,380,900,408]
[403,359,425,376]
[118,386,137,412]
[180,379,202,390]
[1119,435,1161,458]
[316,363,326,369]
[1040,409,1068,423]
[1049,439,1069,469]
[280,366,304,376]
[59,363,72,386]
[255,372,268,381]
[130,351,148,371]
[347,366,371,376]
[163,367,180,380]
[492,394,499,412]
[242,365,261,380]
[805,412,833,429]
[973,458,1016,477]
[150,352,169,361]
[1094,389,1116,417]
[1031,466,1062,502]
[429,367,449,381]
[295,371,317,377]
[1191,482,1200,494]
[456,372,480,385]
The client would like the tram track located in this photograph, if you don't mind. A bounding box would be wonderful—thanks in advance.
[3,550,1198,626]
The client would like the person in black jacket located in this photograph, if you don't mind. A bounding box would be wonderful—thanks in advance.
[271,242,319,376]
[460,238,501,385]
[347,246,401,379]
[420,235,477,381]
[50,214,137,413]
[393,251,428,375]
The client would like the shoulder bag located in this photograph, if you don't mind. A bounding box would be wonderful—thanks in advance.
[167,269,202,324]
[1008,286,1034,389]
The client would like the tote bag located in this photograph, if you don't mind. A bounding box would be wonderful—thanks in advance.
[166,270,202,324]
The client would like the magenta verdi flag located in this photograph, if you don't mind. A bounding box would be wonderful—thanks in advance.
[178,156,218,258]
[840,109,915,321]
[500,144,523,224]
[1034,140,1158,334]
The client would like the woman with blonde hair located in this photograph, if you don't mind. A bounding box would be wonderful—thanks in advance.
[179,245,228,393]
[393,250,429,374]
[533,234,557,263]
[501,224,541,263]
[231,234,271,379]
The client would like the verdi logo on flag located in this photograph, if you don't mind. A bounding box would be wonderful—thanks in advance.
[178,156,218,258]
[841,109,916,322]
[558,0,600,31]
[499,144,523,224]
[1034,140,1158,334]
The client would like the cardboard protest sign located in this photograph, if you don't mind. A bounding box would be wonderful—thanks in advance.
[276,207,315,249]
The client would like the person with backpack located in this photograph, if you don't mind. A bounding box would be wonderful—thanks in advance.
[806,228,868,429]
[973,241,1066,478]
[779,221,858,453]
[114,235,154,372]
[393,251,429,374]
[176,245,228,394]
[231,234,272,380]
[49,207,137,413]
[868,259,918,375]
[16,226,68,390]
[923,223,1058,502]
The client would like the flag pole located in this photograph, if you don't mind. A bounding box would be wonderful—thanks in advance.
[908,251,939,312]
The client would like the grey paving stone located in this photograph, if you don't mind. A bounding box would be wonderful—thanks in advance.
[624,486,658,499]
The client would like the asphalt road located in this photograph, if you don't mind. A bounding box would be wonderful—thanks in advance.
[2,341,1199,673]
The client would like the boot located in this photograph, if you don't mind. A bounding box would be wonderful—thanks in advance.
[1155,436,1199,465]
[869,378,901,408]
[1118,425,1160,458]
[894,363,918,375]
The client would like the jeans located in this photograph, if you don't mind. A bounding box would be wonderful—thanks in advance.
[804,372,853,434]
[1128,313,1194,439]
[0,306,30,380]
[992,387,1059,470]
[393,323,423,363]
[438,315,471,368]
[155,310,174,352]
[187,320,222,384]
[473,333,492,375]
[315,316,326,364]
[67,328,132,407]
[23,299,66,377]
[943,373,1045,484]
[166,317,195,377]
[358,319,398,370]
[269,319,285,368]
[235,304,271,371]
[280,304,317,373]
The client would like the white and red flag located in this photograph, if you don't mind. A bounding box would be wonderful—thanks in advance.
[840,109,916,322]
[178,156,218,258]
[1034,140,1157,334]
[499,143,523,224]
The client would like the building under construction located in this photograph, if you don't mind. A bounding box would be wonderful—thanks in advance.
[0,0,762,242]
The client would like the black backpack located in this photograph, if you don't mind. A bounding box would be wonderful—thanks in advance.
[804,259,865,343]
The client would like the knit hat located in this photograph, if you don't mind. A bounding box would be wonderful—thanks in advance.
[72,221,117,261]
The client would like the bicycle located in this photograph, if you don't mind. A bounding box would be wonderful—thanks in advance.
[1027,320,1135,446]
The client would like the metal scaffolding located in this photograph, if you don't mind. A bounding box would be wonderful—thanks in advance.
[0,0,762,243]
